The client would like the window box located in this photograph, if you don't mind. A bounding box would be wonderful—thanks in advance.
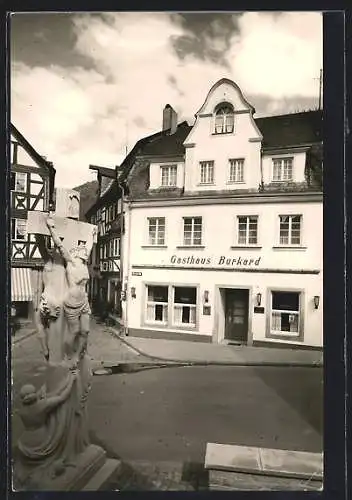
[141,245,168,249]
[176,245,205,250]
[230,245,262,250]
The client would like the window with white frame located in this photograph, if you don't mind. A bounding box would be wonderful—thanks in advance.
[109,240,114,257]
[11,172,27,192]
[161,165,177,187]
[273,157,293,182]
[228,159,244,183]
[113,237,120,256]
[146,285,168,324]
[11,218,27,240]
[271,291,300,336]
[148,217,165,245]
[237,216,258,245]
[214,103,234,134]
[199,161,214,184]
[183,217,202,246]
[279,215,301,245]
[173,287,197,327]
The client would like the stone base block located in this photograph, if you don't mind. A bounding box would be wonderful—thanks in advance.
[82,458,121,490]
[14,444,107,491]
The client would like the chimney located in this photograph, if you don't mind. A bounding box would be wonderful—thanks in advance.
[162,104,178,135]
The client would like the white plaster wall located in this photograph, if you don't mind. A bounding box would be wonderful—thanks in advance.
[15,143,41,168]
[184,114,262,192]
[128,201,323,271]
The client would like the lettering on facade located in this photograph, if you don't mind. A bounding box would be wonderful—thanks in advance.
[170,255,261,267]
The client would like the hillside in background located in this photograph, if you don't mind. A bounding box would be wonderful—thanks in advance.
[73,180,98,221]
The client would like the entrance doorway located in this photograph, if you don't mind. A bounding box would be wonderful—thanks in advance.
[224,288,249,343]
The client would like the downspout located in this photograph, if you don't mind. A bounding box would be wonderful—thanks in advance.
[116,173,131,335]
[259,147,264,192]
[47,162,56,209]
[123,196,132,336]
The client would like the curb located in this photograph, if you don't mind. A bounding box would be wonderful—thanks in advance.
[108,328,323,368]
[12,329,37,346]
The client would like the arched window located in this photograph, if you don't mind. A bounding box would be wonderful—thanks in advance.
[214,103,234,134]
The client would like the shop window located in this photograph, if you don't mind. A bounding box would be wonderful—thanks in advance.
[183,217,202,246]
[146,285,168,324]
[237,216,258,245]
[270,291,300,336]
[148,217,165,245]
[173,286,197,327]
[279,215,301,245]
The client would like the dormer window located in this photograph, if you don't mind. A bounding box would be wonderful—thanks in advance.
[273,157,293,182]
[214,103,234,134]
[161,165,177,187]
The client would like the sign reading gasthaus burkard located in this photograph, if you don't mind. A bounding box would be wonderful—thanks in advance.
[170,255,261,267]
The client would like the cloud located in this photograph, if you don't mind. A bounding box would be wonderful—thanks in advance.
[11,11,322,188]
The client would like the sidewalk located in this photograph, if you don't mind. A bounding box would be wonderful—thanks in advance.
[11,319,323,368]
[111,330,323,368]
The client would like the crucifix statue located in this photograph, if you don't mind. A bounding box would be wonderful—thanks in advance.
[13,202,109,491]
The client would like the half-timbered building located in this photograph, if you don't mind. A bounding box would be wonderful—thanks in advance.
[86,166,123,317]
[10,124,56,322]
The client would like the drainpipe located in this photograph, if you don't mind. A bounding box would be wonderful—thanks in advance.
[116,173,130,335]
[259,148,264,192]
[123,197,132,336]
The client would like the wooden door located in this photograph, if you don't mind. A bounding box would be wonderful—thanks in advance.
[225,289,249,342]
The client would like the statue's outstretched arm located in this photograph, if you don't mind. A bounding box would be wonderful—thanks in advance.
[45,373,75,411]
[45,216,73,263]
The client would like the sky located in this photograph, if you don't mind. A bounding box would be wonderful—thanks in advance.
[10,12,323,189]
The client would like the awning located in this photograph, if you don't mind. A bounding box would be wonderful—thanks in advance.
[11,267,33,302]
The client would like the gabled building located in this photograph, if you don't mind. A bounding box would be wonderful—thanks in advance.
[10,124,56,322]
[119,78,323,348]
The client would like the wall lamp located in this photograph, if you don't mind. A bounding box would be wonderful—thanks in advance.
[131,287,136,299]
[313,295,320,310]
[204,290,209,303]
[256,292,262,307]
